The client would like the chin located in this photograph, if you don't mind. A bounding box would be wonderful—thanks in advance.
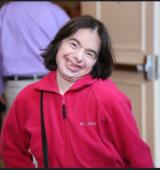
[64,75,82,82]
[63,71,89,81]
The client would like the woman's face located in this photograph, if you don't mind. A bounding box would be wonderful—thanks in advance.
[56,28,101,83]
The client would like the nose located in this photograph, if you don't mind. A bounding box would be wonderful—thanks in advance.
[74,50,83,62]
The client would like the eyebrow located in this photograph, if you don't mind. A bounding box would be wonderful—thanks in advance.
[69,38,98,57]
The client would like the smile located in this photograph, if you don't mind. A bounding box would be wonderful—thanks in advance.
[67,60,83,72]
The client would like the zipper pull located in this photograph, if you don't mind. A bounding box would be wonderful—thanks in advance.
[62,96,67,119]
[62,104,67,119]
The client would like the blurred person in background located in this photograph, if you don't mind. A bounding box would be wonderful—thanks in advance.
[0,1,70,122]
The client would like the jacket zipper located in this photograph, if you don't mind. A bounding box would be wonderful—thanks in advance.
[61,95,73,167]
[62,95,67,119]
[61,95,69,167]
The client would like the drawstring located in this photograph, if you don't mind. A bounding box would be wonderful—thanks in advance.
[40,91,48,168]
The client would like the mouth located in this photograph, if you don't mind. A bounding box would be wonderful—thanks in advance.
[67,59,83,72]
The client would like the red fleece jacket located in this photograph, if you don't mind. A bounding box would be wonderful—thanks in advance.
[0,71,154,168]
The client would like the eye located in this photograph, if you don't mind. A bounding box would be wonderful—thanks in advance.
[86,52,96,59]
[70,41,77,49]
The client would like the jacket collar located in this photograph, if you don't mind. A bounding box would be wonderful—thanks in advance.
[35,71,96,94]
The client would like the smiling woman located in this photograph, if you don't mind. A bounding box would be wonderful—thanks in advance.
[42,15,114,80]
[0,15,154,168]
[56,28,100,94]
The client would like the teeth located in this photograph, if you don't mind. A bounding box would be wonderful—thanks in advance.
[69,61,81,68]
[66,59,82,72]
[72,64,79,68]
[71,65,79,69]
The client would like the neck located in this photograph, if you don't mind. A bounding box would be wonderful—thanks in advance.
[56,71,74,95]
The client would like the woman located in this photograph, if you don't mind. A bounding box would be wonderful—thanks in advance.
[1,15,154,168]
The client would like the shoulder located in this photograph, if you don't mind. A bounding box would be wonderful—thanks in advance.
[91,78,136,125]
[14,71,54,104]
[91,78,132,115]
[92,78,130,104]
[13,81,39,105]
[6,82,39,123]
[8,81,40,118]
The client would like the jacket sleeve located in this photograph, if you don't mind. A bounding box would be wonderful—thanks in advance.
[0,95,35,168]
[110,95,154,168]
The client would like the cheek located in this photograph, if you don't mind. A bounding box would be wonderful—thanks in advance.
[86,60,97,69]
[55,53,60,65]
[56,46,72,61]
[56,52,63,68]
[56,47,66,62]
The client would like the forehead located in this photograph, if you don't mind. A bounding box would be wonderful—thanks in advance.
[66,28,101,50]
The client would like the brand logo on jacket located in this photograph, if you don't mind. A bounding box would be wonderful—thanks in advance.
[80,121,96,126]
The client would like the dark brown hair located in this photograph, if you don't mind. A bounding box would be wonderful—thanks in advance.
[41,15,115,79]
